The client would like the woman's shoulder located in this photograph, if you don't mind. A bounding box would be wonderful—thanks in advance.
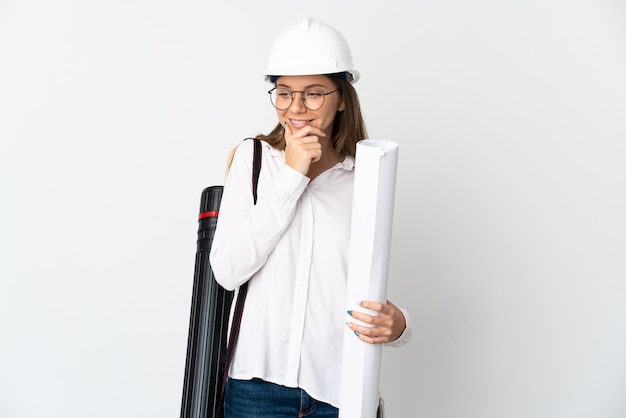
[229,138,279,170]
[236,137,274,151]
[235,137,281,157]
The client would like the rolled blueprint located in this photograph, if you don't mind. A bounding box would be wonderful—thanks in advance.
[339,140,399,418]
[180,186,234,418]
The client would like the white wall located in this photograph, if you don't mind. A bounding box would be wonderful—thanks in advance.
[1,1,625,417]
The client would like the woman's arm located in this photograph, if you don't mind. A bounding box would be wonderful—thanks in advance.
[209,140,309,290]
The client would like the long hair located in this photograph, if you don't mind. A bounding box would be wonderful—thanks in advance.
[255,76,368,158]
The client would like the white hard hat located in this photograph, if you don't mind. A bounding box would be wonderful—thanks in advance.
[263,18,360,84]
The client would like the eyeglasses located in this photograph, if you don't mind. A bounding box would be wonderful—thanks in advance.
[268,87,341,111]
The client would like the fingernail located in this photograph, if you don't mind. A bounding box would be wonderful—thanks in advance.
[354,331,360,337]
[347,310,353,316]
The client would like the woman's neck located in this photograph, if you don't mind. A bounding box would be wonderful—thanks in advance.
[307,144,342,180]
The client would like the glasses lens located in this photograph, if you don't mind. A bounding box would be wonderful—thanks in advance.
[270,88,292,110]
[302,88,325,111]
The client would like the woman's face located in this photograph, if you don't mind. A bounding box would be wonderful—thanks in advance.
[274,75,345,137]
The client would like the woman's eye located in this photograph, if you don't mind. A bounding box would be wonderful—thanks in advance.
[305,91,323,99]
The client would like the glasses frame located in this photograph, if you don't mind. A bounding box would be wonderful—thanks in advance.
[267,87,342,111]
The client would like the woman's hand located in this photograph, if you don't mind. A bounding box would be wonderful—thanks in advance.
[346,300,407,344]
[283,122,324,176]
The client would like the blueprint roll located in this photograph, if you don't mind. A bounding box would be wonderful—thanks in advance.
[180,186,234,418]
[339,140,399,418]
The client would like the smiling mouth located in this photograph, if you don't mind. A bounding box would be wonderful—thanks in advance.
[289,119,313,129]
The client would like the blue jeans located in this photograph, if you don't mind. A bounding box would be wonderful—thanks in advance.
[225,378,339,418]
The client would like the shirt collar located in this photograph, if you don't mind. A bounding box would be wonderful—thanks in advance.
[336,155,355,171]
[268,141,355,172]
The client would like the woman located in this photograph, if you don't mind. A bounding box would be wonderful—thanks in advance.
[210,18,411,418]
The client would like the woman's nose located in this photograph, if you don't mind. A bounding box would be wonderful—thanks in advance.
[288,91,306,113]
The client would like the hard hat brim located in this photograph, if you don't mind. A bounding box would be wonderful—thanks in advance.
[264,70,360,84]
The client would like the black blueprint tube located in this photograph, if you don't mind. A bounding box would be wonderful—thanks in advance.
[180,186,234,418]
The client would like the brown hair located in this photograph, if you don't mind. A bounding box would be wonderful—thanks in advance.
[254,76,368,158]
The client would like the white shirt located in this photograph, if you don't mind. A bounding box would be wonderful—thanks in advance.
[209,139,411,407]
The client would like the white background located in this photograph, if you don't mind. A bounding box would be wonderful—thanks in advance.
[1,1,625,417]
